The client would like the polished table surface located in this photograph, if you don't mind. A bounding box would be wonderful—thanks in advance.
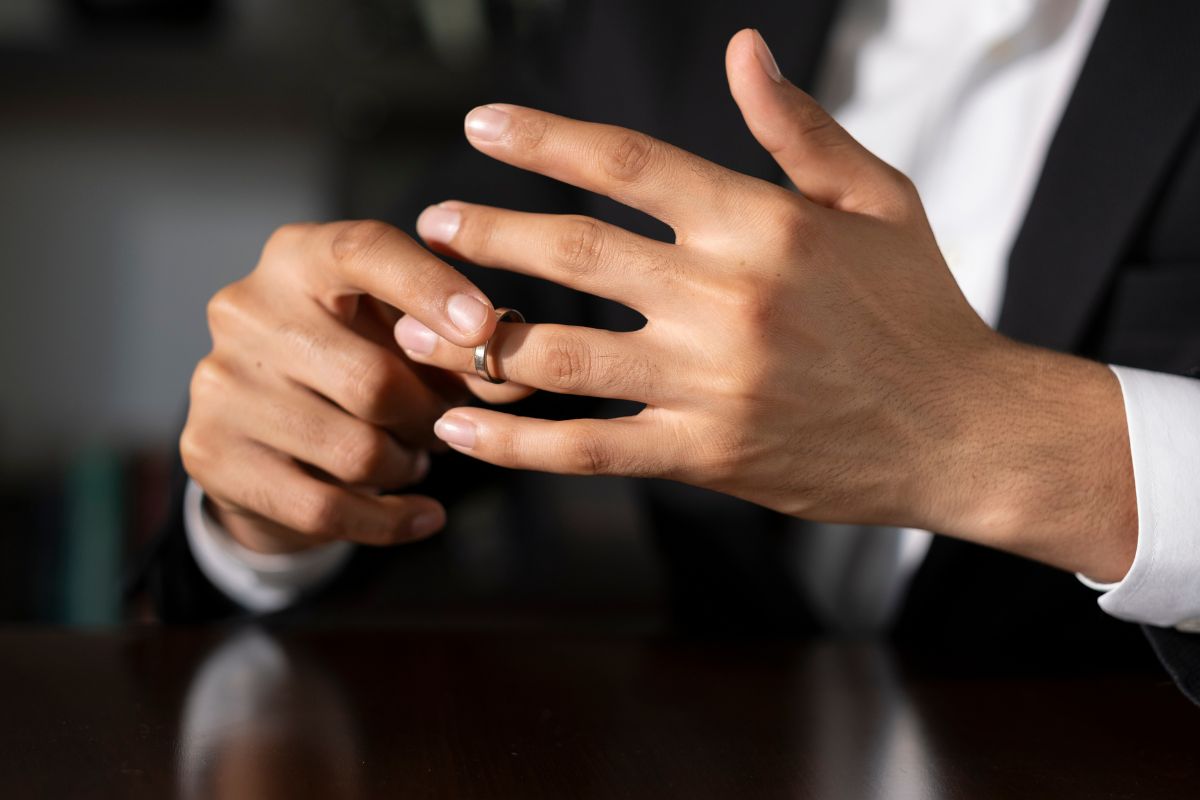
[1,625,1197,798]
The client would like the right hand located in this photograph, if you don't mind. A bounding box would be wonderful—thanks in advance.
[181,220,500,554]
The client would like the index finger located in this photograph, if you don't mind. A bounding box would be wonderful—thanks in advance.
[462,104,775,235]
[296,220,499,348]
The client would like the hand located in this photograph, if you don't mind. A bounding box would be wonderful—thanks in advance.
[181,219,504,554]
[396,30,1137,581]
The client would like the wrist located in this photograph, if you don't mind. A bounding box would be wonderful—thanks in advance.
[207,497,331,556]
[916,338,1137,581]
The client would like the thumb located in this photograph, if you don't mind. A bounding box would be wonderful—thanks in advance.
[725,28,906,214]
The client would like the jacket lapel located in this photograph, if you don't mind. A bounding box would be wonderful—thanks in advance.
[998,0,1200,350]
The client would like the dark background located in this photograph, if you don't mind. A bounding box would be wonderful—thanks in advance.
[0,0,563,624]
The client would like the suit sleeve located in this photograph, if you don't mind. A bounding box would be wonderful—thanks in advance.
[132,452,244,623]
[1143,626,1200,705]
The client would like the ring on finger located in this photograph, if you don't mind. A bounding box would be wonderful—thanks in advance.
[473,307,525,384]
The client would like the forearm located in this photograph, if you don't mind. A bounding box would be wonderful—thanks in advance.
[925,338,1137,582]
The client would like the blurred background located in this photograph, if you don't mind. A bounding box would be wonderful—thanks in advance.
[0,0,565,624]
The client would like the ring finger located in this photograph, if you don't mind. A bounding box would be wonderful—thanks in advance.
[396,317,670,405]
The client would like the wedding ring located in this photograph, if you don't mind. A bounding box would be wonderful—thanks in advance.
[473,307,525,384]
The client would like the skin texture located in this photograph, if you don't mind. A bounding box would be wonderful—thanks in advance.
[184,29,1135,583]
[393,29,1137,582]
[181,219,506,553]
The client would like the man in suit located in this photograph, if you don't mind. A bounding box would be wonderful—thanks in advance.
[145,0,1200,702]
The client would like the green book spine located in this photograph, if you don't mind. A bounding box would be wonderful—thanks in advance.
[61,448,123,625]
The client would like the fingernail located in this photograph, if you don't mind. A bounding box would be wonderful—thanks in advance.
[395,315,438,356]
[752,30,783,83]
[411,509,444,538]
[417,205,461,244]
[464,105,511,142]
[434,414,477,449]
[447,293,490,336]
[411,450,431,482]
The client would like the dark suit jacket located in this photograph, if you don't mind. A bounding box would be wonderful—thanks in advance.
[138,0,1200,703]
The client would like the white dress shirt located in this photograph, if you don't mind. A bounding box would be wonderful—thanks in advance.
[184,480,353,613]
[187,0,1200,632]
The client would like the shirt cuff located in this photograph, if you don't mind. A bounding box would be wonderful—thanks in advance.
[183,479,355,613]
[1075,367,1200,632]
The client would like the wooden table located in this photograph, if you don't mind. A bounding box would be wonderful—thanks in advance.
[0,626,1196,798]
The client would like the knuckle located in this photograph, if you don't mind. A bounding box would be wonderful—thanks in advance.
[189,356,229,403]
[600,131,657,183]
[240,483,279,524]
[879,166,920,212]
[261,222,306,259]
[793,98,839,141]
[565,426,613,475]
[341,354,395,422]
[727,277,780,331]
[554,216,606,273]
[292,486,343,536]
[178,425,211,478]
[330,219,394,268]
[205,283,245,333]
[332,426,390,484]
[541,334,593,393]
[885,166,917,196]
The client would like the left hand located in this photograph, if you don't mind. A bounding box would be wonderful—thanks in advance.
[395,30,1136,580]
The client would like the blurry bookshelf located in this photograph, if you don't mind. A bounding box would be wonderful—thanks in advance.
[0,446,169,623]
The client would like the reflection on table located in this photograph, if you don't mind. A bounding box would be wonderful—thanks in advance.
[0,625,1195,798]
[178,629,362,800]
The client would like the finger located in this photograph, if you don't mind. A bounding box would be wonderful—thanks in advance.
[462,373,539,405]
[270,309,452,440]
[416,202,683,312]
[395,313,546,404]
[274,220,498,347]
[725,29,909,215]
[196,438,446,546]
[235,381,430,490]
[432,408,663,477]
[396,316,668,404]
[461,103,770,234]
